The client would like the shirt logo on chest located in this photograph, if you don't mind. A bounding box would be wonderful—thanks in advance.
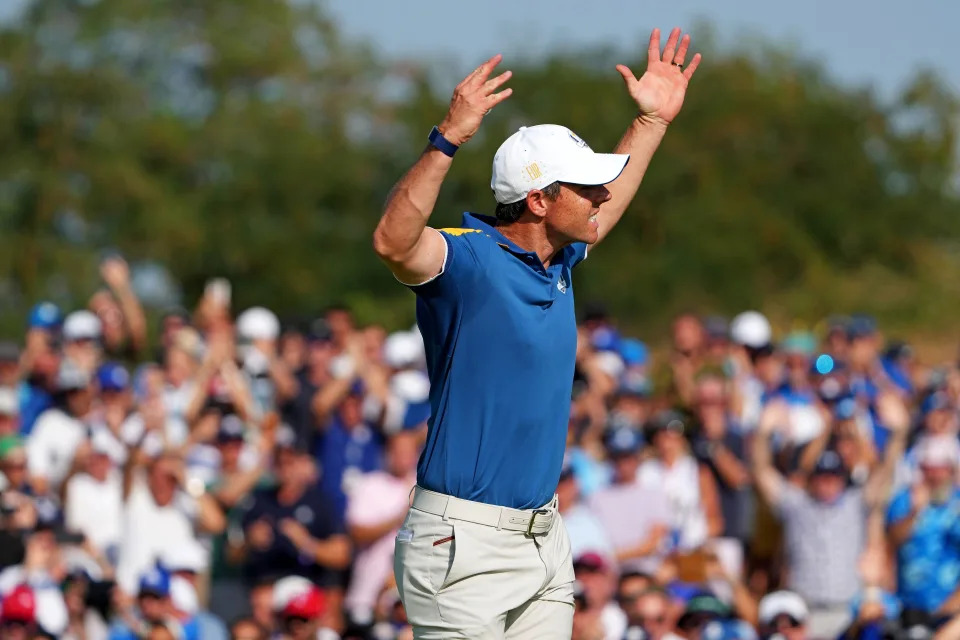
[557,276,567,294]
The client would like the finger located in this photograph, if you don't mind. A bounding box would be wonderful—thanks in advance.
[483,70,512,95]
[615,64,638,89]
[485,87,513,108]
[647,28,660,62]
[660,27,682,63]
[467,54,503,88]
[682,53,702,80]
[673,33,690,65]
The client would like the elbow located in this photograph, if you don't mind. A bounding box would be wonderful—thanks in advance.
[330,538,353,569]
[372,225,413,265]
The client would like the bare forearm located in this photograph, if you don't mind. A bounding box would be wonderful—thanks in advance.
[751,434,784,506]
[112,285,148,352]
[596,117,668,243]
[308,535,352,569]
[195,494,227,534]
[349,513,406,546]
[374,145,452,262]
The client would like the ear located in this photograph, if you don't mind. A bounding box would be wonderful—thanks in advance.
[525,189,551,220]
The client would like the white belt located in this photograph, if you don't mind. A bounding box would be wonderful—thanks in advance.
[411,486,556,535]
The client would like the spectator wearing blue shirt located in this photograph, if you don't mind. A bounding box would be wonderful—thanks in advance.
[240,427,351,590]
[313,385,384,520]
[887,434,960,617]
[109,567,192,640]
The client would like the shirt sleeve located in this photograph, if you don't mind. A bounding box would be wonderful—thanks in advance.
[310,491,346,538]
[406,229,484,298]
[886,489,912,526]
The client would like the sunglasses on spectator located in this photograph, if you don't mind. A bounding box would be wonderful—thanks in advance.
[772,614,804,629]
[677,614,715,630]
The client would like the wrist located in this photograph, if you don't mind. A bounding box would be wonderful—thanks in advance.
[436,120,467,147]
[632,113,670,133]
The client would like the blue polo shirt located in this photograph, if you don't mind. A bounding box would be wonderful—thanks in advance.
[409,213,587,509]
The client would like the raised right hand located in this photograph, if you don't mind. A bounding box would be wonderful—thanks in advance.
[438,55,513,146]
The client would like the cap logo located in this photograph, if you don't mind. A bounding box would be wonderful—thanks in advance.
[524,163,542,180]
[567,130,589,149]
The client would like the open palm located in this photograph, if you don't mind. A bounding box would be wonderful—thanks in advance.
[617,28,701,125]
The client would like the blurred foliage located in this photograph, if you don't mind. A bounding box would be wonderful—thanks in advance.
[0,0,958,343]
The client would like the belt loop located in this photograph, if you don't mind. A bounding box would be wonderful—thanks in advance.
[408,485,416,508]
[496,506,503,531]
[441,494,451,522]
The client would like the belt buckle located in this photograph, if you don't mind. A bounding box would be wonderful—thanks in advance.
[526,508,551,536]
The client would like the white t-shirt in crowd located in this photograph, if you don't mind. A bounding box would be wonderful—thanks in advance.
[27,409,88,489]
[121,412,188,458]
[64,470,124,554]
[115,473,205,595]
[637,455,708,551]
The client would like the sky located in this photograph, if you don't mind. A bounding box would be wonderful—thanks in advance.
[327,0,959,100]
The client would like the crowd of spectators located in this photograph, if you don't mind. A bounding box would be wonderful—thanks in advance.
[2,256,960,640]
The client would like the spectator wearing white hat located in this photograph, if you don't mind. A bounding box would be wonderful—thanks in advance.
[758,590,809,640]
[887,434,960,620]
[61,310,103,375]
[236,306,298,415]
[63,428,124,565]
[26,360,94,495]
[728,310,775,432]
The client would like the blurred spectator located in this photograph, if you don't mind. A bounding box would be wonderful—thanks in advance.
[887,434,960,620]
[622,586,683,640]
[663,314,708,408]
[27,359,95,495]
[240,427,350,597]
[690,374,754,556]
[752,394,908,638]
[236,307,298,416]
[63,428,124,565]
[757,590,808,640]
[109,567,185,639]
[92,255,149,359]
[638,411,722,552]
[343,430,419,630]
[116,450,225,597]
[587,427,669,572]
[270,575,333,640]
[557,456,615,563]
[574,553,627,640]
[230,616,268,640]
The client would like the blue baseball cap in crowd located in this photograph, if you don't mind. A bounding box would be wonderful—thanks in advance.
[96,362,130,393]
[619,338,649,367]
[28,302,63,330]
[138,566,171,598]
[591,327,621,352]
[922,391,952,417]
[217,414,246,443]
[604,426,643,456]
[812,450,846,477]
[847,315,877,340]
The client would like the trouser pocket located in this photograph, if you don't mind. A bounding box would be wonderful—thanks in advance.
[393,510,458,623]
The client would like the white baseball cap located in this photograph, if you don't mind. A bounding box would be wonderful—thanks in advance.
[916,434,960,468]
[758,590,808,626]
[491,125,629,205]
[62,310,102,342]
[730,311,772,348]
[236,307,280,341]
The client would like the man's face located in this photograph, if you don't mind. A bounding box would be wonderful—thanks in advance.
[2,453,27,487]
[147,457,179,506]
[338,394,363,427]
[249,584,274,630]
[808,472,846,503]
[231,619,265,640]
[611,452,640,484]
[138,593,169,624]
[767,614,807,640]
[635,593,672,640]
[694,378,727,432]
[921,463,956,495]
[0,621,32,640]
[576,565,614,609]
[0,414,17,437]
[65,387,94,416]
[672,316,704,356]
[543,183,611,246]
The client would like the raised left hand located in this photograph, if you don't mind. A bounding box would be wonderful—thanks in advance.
[100,256,131,290]
[616,27,702,125]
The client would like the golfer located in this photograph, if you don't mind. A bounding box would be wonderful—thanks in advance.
[373,27,701,639]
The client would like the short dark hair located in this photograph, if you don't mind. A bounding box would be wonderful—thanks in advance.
[494,181,561,223]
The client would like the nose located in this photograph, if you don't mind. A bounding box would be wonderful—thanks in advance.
[592,185,612,205]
